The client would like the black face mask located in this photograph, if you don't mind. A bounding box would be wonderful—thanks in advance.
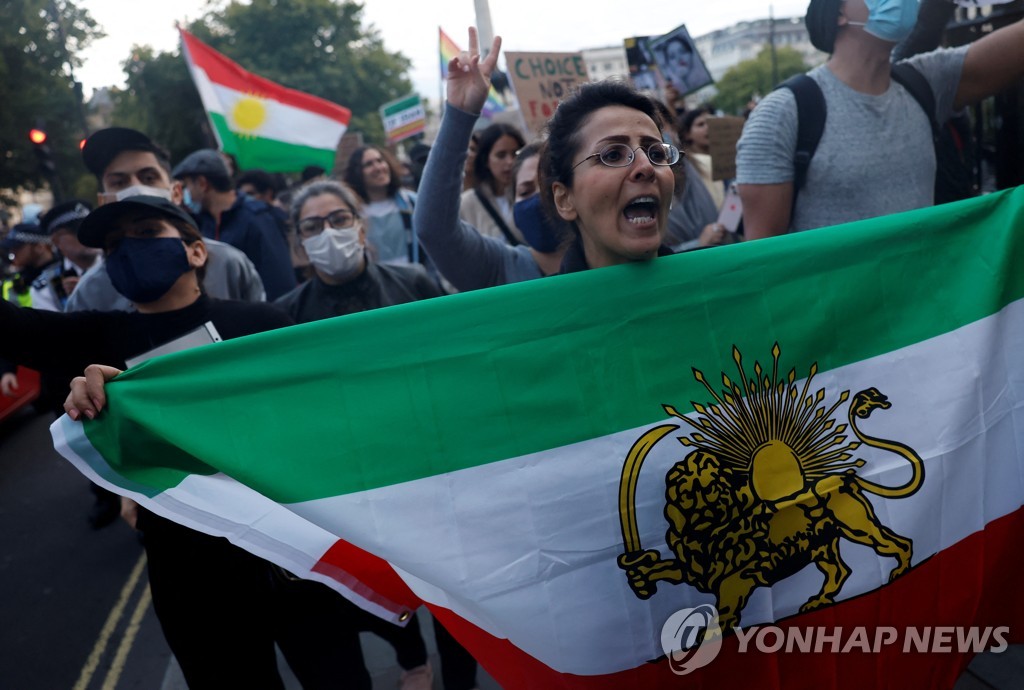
[105,237,192,304]
[513,194,563,254]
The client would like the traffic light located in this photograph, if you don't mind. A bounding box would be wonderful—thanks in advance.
[28,127,56,175]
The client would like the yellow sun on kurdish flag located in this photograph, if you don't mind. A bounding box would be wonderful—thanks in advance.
[179,29,351,172]
[232,95,269,135]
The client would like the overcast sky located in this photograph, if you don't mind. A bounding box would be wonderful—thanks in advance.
[75,0,811,100]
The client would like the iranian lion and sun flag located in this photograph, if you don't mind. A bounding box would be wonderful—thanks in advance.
[52,186,1024,688]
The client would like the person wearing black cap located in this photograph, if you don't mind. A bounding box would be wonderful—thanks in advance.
[0,196,304,689]
[39,200,100,302]
[81,127,175,204]
[737,0,1024,239]
[173,148,297,300]
[68,127,267,312]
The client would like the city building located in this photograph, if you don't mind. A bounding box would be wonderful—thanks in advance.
[580,44,630,83]
[577,16,827,99]
[694,16,826,83]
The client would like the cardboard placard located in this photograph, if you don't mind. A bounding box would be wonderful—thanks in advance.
[506,51,589,137]
[707,116,746,181]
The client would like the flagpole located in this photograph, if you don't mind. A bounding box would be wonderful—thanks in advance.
[438,26,445,113]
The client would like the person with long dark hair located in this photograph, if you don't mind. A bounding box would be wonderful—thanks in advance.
[343,145,424,268]
[459,122,526,245]
[417,28,681,283]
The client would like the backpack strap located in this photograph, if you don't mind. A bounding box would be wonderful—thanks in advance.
[776,73,827,222]
[777,74,827,196]
[891,62,939,144]
[395,190,419,264]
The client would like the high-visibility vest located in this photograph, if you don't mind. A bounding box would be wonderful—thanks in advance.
[2,278,32,307]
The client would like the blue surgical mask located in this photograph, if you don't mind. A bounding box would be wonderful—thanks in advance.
[183,188,202,215]
[848,0,920,43]
[105,237,192,303]
[513,194,563,254]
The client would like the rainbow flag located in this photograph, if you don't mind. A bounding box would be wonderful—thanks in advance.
[439,27,505,119]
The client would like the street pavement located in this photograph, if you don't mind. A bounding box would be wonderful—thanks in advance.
[1,408,1020,689]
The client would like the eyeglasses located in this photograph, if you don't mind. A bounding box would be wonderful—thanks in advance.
[297,209,357,237]
[572,142,682,171]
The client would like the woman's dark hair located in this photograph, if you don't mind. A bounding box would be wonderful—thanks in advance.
[236,169,278,196]
[511,141,543,192]
[681,106,714,145]
[538,80,664,229]
[343,145,402,202]
[472,123,525,190]
[649,97,688,197]
[167,218,208,284]
[288,179,364,231]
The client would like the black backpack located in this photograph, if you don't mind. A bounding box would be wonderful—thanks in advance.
[779,63,976,212]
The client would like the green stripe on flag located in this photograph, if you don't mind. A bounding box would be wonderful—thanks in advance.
[85,188,1024,502]
[211,113,336,173]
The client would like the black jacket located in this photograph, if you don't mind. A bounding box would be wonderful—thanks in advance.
[273,260,445,325]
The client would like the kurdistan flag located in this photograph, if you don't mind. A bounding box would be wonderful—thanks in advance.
[53,189,1024,688]
[179,28,350,173]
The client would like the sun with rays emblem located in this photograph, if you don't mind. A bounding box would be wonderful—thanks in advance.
[616,344,925,630]
[231,93,268,138]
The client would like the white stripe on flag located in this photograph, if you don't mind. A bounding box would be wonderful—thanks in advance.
[285,295,1024,675]
[51,417,401,623]
[191,65,346,148]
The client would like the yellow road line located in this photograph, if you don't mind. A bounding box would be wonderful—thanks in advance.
[101,584,152,690]
[73,551,147,690]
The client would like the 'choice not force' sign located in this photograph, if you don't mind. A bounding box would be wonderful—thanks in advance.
[506,51,590,137]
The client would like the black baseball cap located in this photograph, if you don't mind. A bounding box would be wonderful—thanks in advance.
[78,196,198,248]
[806,0,844,54]
[82,127,165,178]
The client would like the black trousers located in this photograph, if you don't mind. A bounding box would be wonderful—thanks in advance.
[140,512,286,689]
[140,511,431,689]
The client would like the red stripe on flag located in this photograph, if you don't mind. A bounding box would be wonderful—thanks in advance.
[179,28,350,125]
[312,537,422,620]
[430,505,1024,689]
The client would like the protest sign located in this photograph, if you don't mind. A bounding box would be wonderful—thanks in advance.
[649,24,713,96]
[379,94,426,145]
[707,116,745,181]
[506,51,589,137]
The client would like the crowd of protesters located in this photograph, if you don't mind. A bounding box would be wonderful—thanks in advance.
[3,3,1024,687]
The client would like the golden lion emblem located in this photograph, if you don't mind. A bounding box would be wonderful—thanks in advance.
[617,345,924,631]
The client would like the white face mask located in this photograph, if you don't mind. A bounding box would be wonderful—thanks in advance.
[301,226,365,280]
[101,185,174,203]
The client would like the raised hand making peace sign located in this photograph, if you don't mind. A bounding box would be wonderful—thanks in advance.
[445,27,502,114]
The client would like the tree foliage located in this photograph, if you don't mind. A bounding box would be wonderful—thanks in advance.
[713,46,808,116]
[0,0,102,205]
[109,46,210,167]
[111,0,413,167]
